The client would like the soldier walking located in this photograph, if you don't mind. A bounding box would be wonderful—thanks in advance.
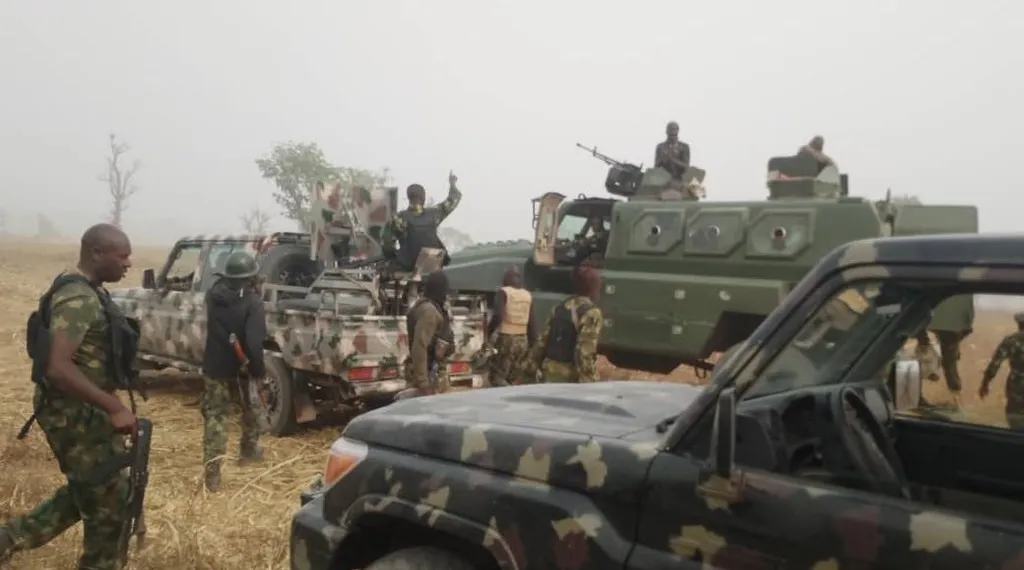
[525,266,604,383]
[201,251,267,492]
[485,267,537,387]
[1,223,138,569]
[396,272,456,399]
[979,312,1024,430]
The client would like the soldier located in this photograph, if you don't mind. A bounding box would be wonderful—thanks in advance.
[654,121,691,179]
[485,267,537,387]
[798,135,836,172]
[978,312,1024,430]
[572,215,609,260]
[201,251,267,492]
[381,171,463,273]
[525,265,604,383]
[1,223,137,569]
[914,328,968,408]
[396,271,455,399]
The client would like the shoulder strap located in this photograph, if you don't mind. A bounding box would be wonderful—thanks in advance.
[39,273,98,322]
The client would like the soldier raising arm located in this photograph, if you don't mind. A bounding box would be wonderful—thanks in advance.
[381,171,463,270]
[524,266,604,383]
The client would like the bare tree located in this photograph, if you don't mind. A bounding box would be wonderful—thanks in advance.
[240,206,272,233]
[99,133,140,228]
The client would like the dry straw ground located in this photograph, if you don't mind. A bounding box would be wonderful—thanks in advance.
[0,240,1014,569]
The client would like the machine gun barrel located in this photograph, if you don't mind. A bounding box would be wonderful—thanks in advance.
[576,143,625,167]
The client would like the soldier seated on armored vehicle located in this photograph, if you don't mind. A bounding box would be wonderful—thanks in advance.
[797,135,836,174]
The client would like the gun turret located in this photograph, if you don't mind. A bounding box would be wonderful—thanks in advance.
[576,143,646,198]
[308,181,398,266]
[766,153,849,199]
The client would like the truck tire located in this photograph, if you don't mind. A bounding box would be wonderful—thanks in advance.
[260,243,322,287]
[265,355,298,436]
[365,546,476,570]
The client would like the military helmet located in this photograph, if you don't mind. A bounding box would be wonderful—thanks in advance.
[221,251,260,279]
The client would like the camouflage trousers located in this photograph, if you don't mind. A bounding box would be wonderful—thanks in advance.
[202,376,262,468]
[402,359,451,394]
[3,395,130,570]
[915,330,965,392]
[537,359,596,383]
[1006,374,1024,431]
[487,333,530,387]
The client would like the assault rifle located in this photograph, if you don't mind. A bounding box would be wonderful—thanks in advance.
[119,417,151,566]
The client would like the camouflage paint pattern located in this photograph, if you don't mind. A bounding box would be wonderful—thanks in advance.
[486,333,530,387]
[980,329,1024,429]
[309,182,397,264]
[3,278,130,569]
[526,296,603,383]
[201,376,262,467]
[108,235,485,394]
[291,234,1024,570]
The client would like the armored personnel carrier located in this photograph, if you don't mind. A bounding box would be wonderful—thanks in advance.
[444,146,977,377]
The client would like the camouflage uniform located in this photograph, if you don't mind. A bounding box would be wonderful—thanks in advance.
[403,273,455,397]
[486,285,536,387]
[380,180,462,271]
[654,121,690,179]
[526,295,603,383]
[1,278,130,570]
[201,252,267,492]
[980,315,1024,430]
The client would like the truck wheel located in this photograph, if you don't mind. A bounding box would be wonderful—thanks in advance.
[265,356,298,436]
[260,243,322,287]
[366,546,476,570]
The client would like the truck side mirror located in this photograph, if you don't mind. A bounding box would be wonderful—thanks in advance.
[142,269,156,289]
[710,387,737,478]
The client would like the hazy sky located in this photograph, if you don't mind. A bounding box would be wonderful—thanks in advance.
[2,0,1021,245]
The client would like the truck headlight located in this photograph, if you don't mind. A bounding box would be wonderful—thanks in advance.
[323,437,368,487]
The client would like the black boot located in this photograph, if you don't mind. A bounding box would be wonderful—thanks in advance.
[238,444,264,465]
[204,462,221,493]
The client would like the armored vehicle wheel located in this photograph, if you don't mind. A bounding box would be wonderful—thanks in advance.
[265,356,298,436]
[365,546,475,570]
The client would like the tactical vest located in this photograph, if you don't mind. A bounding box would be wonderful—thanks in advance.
[397,208,446,270]
[542,299,596,364]
[407,299,455,369]
[25,273,141,392]
[498,286,532,336]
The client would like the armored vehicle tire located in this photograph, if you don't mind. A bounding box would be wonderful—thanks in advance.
[365,546,475,570]
[265,355,298,436]
[260,243,322,288]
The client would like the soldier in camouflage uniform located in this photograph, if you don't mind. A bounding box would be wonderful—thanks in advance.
[485,267,537,387]
[0,224,137,570]
[654,121,690,180]
[381,171,462,272]
[979,312,1024,430]
[396,271,456,399]
[525,266,604,383]
[201,251,267,492]
[798,135,836,172]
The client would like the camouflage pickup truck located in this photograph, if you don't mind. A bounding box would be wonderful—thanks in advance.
[110,231,487,437]
[290,233,1024,570]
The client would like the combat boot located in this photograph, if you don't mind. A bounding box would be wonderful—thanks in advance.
[204,462,221,493]
[238,444,264,465]
[0,525,14,564]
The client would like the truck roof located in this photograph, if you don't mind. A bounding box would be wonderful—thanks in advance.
[824,233,1024,270]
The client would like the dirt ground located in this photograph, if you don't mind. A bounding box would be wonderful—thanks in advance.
[0,240,1014,569]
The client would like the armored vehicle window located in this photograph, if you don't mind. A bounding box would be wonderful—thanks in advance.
[744,281,921,400]
[557,213,588,242]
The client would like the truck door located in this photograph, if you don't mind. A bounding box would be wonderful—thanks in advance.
[531,192,566,266]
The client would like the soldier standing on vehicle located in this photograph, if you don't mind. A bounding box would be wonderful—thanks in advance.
[654,121,690,180]
[395,271,456,400]
[798,135,836,173]
[525,266,604,383]
[1,223,138,568]
[381,171,463,272]
[201,251,267,492]
[485,267,537,387]
[978,312,1024,430]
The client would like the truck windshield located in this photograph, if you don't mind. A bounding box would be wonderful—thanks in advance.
[742,280,924,400]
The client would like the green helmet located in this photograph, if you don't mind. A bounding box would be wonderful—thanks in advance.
[220,251,260,279]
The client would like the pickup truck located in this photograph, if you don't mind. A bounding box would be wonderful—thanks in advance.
[110,232,487,436]
[290,233,1024,570]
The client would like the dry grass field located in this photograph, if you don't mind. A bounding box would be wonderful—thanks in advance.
[0,239,1015,569]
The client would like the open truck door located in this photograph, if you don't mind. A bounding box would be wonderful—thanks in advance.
[530,192,566,266]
